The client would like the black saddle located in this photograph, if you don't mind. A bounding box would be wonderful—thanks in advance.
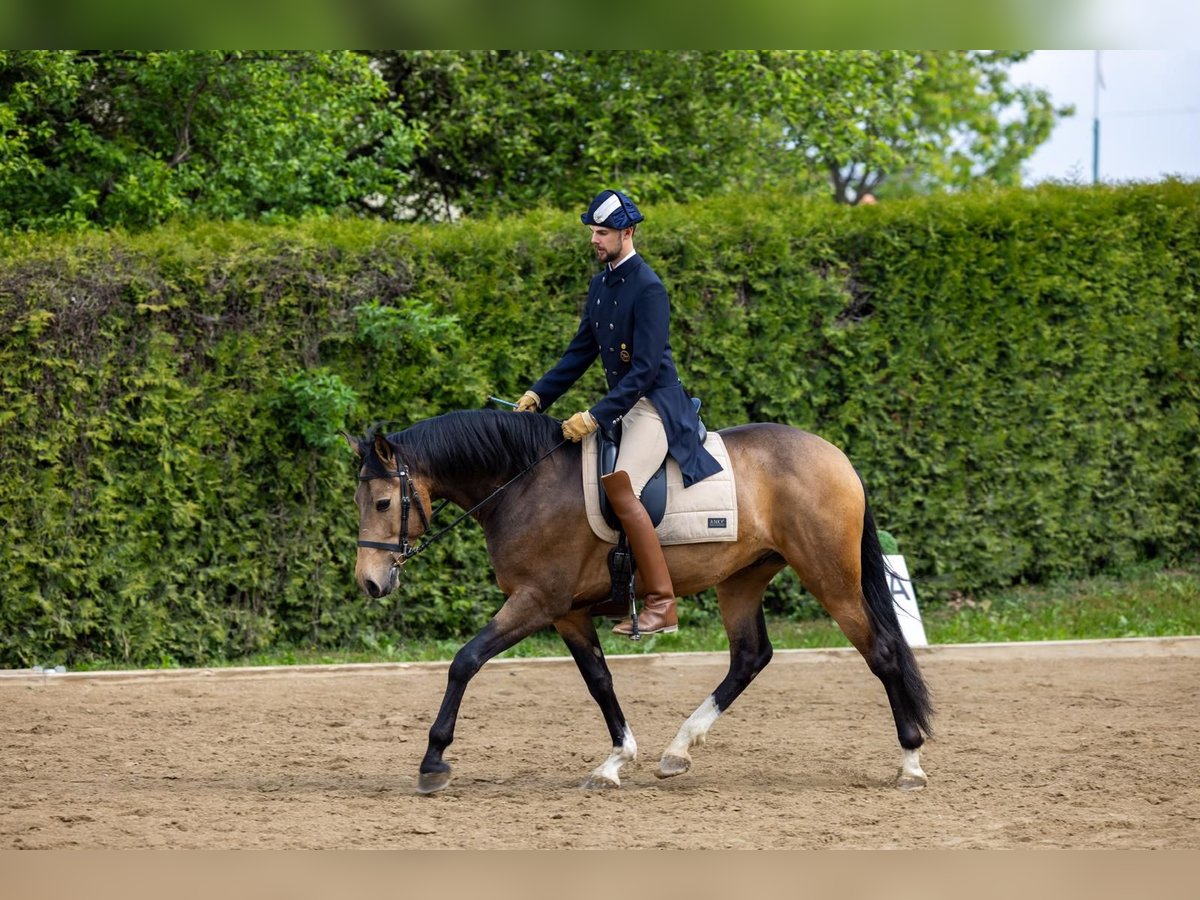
[597,398,706,530]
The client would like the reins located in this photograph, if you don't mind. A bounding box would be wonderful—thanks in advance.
[358,436,568,564]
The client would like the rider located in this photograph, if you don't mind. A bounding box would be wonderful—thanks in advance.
[514,189,722,636]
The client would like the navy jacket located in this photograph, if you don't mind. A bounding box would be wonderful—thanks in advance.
[531,254,723,487]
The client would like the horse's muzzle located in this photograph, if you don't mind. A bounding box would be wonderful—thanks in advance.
[359,560,400,599]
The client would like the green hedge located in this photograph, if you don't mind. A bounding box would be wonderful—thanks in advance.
[2,183,1197,666]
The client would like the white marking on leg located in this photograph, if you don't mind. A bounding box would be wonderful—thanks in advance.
[589,726,637,786]
[897,747,927,789]
[664,695,721,761]
[901,748,925,779]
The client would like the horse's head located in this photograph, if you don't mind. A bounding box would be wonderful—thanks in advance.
[344,430,434,599]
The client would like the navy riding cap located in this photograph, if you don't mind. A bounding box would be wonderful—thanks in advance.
[581,189,644,229]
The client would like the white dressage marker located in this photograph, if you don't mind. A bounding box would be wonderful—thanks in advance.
[885,554,928,647]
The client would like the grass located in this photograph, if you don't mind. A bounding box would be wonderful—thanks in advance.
[214,561,1200,669]
[924,564,1200,644]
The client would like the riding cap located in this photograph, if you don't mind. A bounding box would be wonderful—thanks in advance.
[581,189,644,230]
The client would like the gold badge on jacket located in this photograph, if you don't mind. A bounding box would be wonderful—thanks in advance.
[619,343,631,362]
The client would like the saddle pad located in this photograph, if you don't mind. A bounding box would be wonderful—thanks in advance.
[582,431,738,545]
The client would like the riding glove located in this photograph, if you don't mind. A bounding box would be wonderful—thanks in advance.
[562,410,598,442]
[514,390,541,413]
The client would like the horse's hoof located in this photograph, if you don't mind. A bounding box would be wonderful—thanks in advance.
[416,770,452,794]
[896,772,927,791]
[656,754,691,779]
[582,774,620,790]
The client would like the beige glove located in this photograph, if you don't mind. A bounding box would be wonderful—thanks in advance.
[562,410,598,442]
[514,390,541,413]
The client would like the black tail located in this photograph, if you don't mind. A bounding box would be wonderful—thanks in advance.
[859,496,934,743]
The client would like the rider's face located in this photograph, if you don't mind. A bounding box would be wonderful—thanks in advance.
[590,226,630,265]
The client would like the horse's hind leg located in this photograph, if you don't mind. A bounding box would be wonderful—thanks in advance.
[658,564,780,779]
[820,587,929,790]
[554,609,637,789]
[793,517,933,791]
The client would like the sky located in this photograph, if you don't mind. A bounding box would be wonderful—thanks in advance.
[1008,50,1200,186]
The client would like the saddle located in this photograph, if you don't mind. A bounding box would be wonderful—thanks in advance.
[595,399,707,627]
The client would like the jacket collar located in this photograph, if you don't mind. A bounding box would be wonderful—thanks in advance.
[602,253,644,285]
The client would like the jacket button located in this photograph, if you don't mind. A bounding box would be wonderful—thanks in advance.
[609,324,614,330]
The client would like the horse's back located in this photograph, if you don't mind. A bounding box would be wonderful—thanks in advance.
[716,421,865,533]
[717,421,860,482]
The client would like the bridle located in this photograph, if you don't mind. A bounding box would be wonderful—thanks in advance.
[356,456,434,561]
[355,435,567,565]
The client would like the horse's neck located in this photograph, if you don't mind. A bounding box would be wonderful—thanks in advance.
[432,480,490,514]
[418,455,515,515]
[426,447,574,526]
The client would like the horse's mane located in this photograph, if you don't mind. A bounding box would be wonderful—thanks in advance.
[372,409,569,484]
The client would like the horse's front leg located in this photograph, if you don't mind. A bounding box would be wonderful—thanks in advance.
[554,609,636,789]
[418,596,551,795]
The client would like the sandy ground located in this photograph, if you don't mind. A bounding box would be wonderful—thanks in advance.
[2,637,1198,849]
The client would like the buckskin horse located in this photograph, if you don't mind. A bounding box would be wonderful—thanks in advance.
[345,409,933,795]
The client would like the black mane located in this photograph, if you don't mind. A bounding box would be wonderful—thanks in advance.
[375,409,570,484]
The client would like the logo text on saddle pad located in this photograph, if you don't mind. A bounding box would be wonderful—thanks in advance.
[708,517,727,528]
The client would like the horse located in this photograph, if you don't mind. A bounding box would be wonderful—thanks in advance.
[345,409,933,795]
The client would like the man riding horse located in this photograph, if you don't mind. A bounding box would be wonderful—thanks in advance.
[515,189,722,637]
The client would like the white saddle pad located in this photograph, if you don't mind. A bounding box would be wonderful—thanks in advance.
[581,431,738,545]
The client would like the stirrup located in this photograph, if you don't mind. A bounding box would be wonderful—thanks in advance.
[602,534,644,638]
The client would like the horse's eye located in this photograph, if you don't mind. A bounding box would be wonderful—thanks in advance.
[375,499,391,512]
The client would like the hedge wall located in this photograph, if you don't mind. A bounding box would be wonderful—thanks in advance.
[2,182,1197,666]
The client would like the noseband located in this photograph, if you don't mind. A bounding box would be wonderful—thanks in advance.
[356,459,430,560]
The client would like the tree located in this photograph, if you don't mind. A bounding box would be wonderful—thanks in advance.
[759,50,925,203]
[380,50,1066,216]
[0,51,424,230]
[800,51,1066,203]
[1,51,1066,229]
[377,50,815,220]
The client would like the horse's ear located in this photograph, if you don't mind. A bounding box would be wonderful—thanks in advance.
[372,432,395,466]
[342,432,365,459]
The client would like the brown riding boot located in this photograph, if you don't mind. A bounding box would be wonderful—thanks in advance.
[601,470,679,636]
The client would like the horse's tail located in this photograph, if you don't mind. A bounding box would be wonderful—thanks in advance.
[859,493,935,741]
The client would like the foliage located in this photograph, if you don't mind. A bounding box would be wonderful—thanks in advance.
[270,369,360,450]
[0,220,479,667]
[380,50,1065,216]
[375,50,785,220]
[776,51,1064,202]
[1,51,1062,233]
[877,530,900,555]
[1,183,1197,668]
[0,50,424,231]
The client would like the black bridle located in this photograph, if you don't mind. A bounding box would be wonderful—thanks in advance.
[356,457,436,560]
[355,436,567,564]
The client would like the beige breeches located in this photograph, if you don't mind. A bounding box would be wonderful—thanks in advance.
[614,397,669,497]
